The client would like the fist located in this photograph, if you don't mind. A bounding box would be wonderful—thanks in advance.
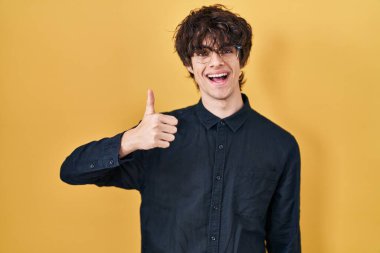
[120,89,178,156]
[136,89,178,149]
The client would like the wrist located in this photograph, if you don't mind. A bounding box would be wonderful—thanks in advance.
[119,128,139,158]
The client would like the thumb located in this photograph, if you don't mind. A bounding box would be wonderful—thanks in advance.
[145,89,155,115]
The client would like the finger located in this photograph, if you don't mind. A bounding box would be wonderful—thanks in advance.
[145,89,155,115]
[157,140,170,148]
[158,132,175,142]
[158,114,178,125]
[159,124,177,134]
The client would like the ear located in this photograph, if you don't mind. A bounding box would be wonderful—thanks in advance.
[186,65,194,74]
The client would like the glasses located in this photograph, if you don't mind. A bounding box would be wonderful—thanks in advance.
[193,45,242,64]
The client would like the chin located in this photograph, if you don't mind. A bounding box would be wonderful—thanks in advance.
[206,87,234,100]
[197,77,239,101]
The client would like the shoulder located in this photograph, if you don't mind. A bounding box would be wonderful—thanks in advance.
[245,108,300,165]
[247,107,299,148]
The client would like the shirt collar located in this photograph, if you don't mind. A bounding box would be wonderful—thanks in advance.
[195,93,251,132]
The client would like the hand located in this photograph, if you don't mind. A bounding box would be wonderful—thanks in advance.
[119,89,178,157]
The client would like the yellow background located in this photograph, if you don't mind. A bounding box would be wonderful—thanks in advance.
[1,0,379,252]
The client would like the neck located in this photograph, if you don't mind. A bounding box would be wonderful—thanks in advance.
[201,92,244,119]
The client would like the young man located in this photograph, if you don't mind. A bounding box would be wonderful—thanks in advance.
[60,5,301,253]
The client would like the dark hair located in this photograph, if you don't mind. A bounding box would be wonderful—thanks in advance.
[174,4,253,89]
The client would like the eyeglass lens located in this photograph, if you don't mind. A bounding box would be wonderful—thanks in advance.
[193,46,240,64]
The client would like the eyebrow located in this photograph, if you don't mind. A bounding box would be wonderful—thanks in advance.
[198,44,234,50]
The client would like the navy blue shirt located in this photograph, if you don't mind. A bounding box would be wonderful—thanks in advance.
[60,93,301,253]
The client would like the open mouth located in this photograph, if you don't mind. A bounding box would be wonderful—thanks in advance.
[207,72,229,82]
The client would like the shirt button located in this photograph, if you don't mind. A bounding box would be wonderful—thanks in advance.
[213,205,218,210]
[216,175,221,180]
[220,120,225,126]
[89,163,95,169]
[109,159,114,165]
[218,144,224,150]
[210,236,216,241]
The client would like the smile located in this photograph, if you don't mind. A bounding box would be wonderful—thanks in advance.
[207,72,229,81]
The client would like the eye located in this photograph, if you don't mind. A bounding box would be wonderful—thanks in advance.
[194,48,210,57]
[220,47,234,55]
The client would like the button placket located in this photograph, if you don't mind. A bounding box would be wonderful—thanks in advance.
[207,121,227,253]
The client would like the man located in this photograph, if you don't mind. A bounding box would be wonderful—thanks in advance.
[60,4,301,253]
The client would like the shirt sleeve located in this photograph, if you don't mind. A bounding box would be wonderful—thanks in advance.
[60,130,145,191]
[265,137,302,253]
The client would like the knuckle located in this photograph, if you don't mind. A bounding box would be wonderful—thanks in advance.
[152,122,160,129]
[153,114,160,122]
[153,134,159,141]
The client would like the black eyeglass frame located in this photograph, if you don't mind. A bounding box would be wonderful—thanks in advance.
[192,45,243,64]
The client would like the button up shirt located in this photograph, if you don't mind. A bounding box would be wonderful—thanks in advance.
[60,93,301,253]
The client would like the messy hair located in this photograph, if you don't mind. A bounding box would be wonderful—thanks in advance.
[174,4,253,89]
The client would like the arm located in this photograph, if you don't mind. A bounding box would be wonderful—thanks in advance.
[60,89,178,191]
[60,130,146,190]
[265,137,302,253]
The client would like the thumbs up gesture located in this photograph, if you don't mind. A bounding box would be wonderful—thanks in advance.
[119,89,178,157]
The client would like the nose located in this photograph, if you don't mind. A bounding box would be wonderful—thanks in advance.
[208,51,225,67]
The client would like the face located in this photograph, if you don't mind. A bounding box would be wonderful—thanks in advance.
[187,40,242,105]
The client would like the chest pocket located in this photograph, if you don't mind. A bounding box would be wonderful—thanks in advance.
[233,166,278,219]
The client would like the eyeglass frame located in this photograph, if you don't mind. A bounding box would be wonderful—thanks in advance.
[192,45,242,64]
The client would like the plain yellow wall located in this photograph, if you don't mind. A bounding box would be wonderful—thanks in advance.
[1,0,379,252]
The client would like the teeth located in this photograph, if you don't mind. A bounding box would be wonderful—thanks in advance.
[208,73,228,78]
